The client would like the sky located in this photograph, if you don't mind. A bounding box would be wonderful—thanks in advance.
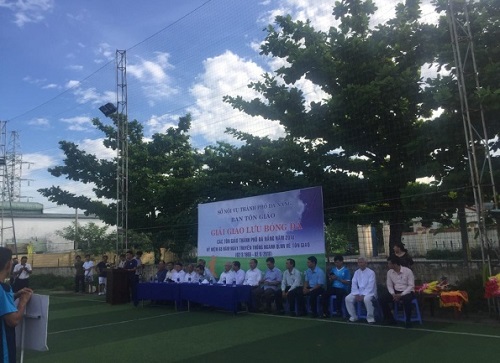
[0,0,441,215]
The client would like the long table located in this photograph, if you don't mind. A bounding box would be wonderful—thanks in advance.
[137,282,251,313]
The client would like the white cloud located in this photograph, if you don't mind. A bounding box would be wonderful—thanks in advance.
[0,0,54,27]
[188,50,285,145]
[65,80,80,89]
[27,117,50,127]
[128,52,178,105]
[66,64,84,71]
[60,116,93,132]
[42,83,58,89]
[145,113,180,135]
[94,42,114,64]
[78,138,116,160]
[22,152,56,173]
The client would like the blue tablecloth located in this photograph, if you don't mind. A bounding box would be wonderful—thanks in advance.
[137,282,180,302]
[181,284,252,313]
[137,282,252,313]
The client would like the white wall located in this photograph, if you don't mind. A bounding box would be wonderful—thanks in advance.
[1,215,107,252]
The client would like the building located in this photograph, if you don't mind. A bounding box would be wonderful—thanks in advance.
[0,202,107,253]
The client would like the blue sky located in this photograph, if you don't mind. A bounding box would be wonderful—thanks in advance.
[0,0,438,214]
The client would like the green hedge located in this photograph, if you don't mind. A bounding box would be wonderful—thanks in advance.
[29,274,74,291]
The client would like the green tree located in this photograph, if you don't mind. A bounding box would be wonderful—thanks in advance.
[224,0,437,249]
[421,0,500,260]
[57,222,114,256]
[39,114,203,260]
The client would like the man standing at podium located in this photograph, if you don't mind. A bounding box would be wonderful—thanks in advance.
[123,251,139,306]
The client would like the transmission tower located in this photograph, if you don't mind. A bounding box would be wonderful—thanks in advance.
[116,50,129,252]
[446,0,497,276]
[0,122,17,252]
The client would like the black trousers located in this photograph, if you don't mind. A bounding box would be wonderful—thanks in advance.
[13,278,29,293]
[322,287,347,315]
[75,275,85,292]
[284,287,305,313]
[304,287,324,315]
[380,290,415,322]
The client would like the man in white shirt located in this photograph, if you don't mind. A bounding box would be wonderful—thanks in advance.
[380,255,415,328]
[12,256,32,293]
[281,258,304,316]
[345,257,377,323]
[171,262,186,283]
[164,262,174,282]
[243,259,262,286]
[232,261,245,285]
[83,254,95,294]
[184,263,198,283]
[218,261,235,284]
[244,259,262,312]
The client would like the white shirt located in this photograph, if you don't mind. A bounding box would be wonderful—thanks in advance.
[281,267,302,292]
[13,263,32,280]
[233,269,245,285]
[218,270,236,284]
[171,270,186,283]
[83,261,94,277]
[387,266,415,296]
[165,270,174,282]
[350,267,377,297]
[244,268,262,286]
[184,271,198,283]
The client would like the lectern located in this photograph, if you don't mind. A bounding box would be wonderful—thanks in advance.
[106,268,130,304]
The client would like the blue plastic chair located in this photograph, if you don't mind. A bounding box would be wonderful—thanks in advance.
[393,298,422,324]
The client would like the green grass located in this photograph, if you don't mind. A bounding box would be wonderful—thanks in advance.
[23,292,500,363]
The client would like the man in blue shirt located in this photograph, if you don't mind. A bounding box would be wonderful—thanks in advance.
[303,256,325,318]
[322,255,351,317]
[254,257,283,313]
[0,247,33,363]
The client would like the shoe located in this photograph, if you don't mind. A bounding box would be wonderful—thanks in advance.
[405,321,413,329]
[348,317,358,323]
[289,312,297,317]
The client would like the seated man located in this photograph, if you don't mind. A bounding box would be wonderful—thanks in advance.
[184,263,198,283]
[345,257,377,323]
[322,254,350,317]
[171,262,186,283]
[154,261,167,282]
[281,258,305,316]
[303,256,325,318]
[256,257,282,313]
[244,259,262,311]
[218,261,235,284]
[232,261,245,285]
[380,256,415,328]
[195,264,215,283]
[164,262,174,282]
[198,258,215,282]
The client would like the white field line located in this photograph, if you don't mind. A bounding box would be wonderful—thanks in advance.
[49,311,188,335]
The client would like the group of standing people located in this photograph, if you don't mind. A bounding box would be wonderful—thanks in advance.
[74,254,112,295]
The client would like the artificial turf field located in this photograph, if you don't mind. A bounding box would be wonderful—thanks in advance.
[22,292,500,362]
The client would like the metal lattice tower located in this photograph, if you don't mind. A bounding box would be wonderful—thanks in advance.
[116,50,129,252]
[447,0,497,275]
[0,122,17,252]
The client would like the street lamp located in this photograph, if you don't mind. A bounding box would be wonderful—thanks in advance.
[99,103,117,117]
